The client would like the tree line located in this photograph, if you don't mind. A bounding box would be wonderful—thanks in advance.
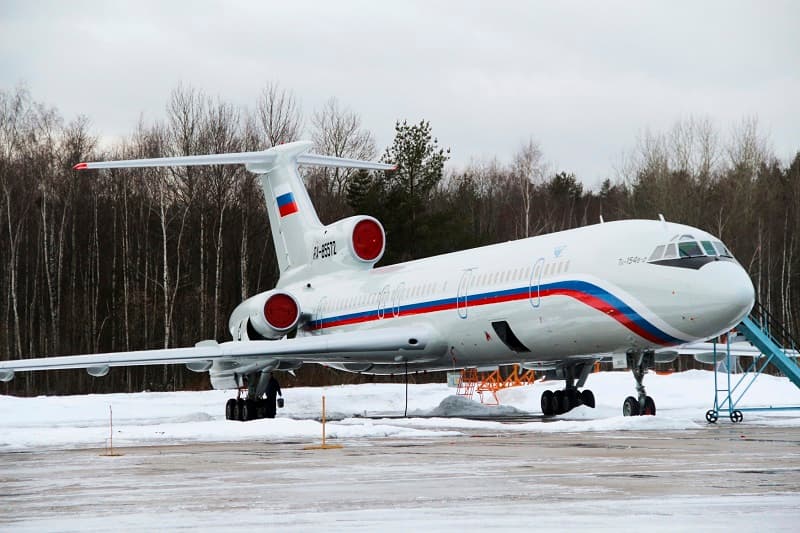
[1,83,798,396]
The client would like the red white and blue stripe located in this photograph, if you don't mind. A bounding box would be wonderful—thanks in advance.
[275,186,298,217]
[308,280,687,346]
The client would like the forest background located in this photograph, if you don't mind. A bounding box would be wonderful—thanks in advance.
[2,83,798,395]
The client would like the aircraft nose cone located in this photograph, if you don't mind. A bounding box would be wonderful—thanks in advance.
[703,260,755,332]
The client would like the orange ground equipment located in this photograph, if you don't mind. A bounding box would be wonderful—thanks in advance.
[457,365,539,405]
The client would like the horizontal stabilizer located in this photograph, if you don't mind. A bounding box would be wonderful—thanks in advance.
[73,142,395,172]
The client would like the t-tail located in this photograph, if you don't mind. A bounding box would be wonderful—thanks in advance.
[74,141,394,283]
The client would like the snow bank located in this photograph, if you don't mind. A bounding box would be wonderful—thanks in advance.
[2,370,799,450]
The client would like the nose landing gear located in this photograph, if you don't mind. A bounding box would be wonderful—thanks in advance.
[623,350,657,416]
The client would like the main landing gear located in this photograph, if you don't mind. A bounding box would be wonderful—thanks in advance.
[224,371,281,421]
[541,387,596,416]
[540,361,596,417]
[622,350,656,416]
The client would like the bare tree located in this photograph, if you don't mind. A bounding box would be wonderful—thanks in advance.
[311,97,376,198]
[511,138,545,238]
[200,98,242,338]
[256,82,302,148]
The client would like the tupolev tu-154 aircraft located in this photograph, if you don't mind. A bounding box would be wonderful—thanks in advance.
[0,141,755,419]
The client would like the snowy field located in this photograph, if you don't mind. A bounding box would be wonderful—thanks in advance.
[3,370,800,532]
[3,370,800,451]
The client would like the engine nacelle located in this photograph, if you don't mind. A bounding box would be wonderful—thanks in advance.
[310,215,386,271]
[247,290,301,340]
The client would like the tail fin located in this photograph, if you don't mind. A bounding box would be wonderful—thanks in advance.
[74,141,394,277]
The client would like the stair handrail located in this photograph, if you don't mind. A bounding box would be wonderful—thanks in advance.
[748,301,799,366]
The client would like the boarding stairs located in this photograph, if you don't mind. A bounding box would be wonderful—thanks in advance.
[707,301,800,423]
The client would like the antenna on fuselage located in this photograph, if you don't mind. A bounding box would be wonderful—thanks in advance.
[658,213,667,232]
[599,215,605,224]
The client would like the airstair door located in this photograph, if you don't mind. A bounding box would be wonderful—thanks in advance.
[456,270,473,319]
[529,257,545,308]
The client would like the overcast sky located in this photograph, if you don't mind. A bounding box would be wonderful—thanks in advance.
[1,0,798,188]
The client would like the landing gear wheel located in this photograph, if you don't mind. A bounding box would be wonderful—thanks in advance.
[642,396,656,416]
[705,410,719,424]
[581,389,596,409]
[234,399,245,421]
[225,399,237,420]
[730,410,744,423]
[541,390,555,417]
[553,390,564,415]
[623,396,640,416]
[563,388,578,413]
[243,399,256,421]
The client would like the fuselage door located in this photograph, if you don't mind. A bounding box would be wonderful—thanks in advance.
[529,257,545,308]
[392,282,405,318]
[313,296,328,334]
[456,269,473,319]
[377,285,390,319]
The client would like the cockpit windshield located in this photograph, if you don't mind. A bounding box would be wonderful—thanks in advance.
[647,234,733,264]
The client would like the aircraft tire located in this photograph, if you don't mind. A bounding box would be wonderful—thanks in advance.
[541,390,554,416]
[552,390,564,415]
[581,389,595,409]
[225,399,237,420]
[623,396,640,416]
[243,400,256,421]
[642,396,656,416]
[235,399,246,421]
[563,388,578,413]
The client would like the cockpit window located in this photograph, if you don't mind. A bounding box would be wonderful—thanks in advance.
[713,241,732,257]
[701,241,717,256]
[662,243,678,260]
[648,245,665,262]
[678,241,704,258]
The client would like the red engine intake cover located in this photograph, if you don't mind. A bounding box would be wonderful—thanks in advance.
[263,293,299,331]
[352,219,384,262]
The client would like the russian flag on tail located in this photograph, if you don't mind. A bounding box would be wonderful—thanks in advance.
[275,185,299,217]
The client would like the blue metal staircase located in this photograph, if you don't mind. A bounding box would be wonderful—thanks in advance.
[706,301,800,423]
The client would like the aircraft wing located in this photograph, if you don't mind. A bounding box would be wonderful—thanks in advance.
[0,326,441,381]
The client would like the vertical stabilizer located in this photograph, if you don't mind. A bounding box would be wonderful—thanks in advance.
[247,142,323,273]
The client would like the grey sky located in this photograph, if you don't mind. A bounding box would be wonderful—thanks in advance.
[1,0,798,187]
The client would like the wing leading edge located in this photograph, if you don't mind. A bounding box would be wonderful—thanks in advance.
[0,326,443,382]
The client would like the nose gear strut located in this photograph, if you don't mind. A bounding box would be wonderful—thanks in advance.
[623,350,656,416]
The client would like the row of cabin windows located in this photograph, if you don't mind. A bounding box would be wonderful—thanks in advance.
[322,260,572,314]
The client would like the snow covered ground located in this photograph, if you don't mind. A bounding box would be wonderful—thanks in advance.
[2,370,800,451]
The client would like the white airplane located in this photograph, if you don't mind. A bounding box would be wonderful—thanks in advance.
[0,141,755,419]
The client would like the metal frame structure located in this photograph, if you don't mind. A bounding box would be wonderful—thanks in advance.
[706,302,800,423]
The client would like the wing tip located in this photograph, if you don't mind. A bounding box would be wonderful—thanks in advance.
[73,162,89,171]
